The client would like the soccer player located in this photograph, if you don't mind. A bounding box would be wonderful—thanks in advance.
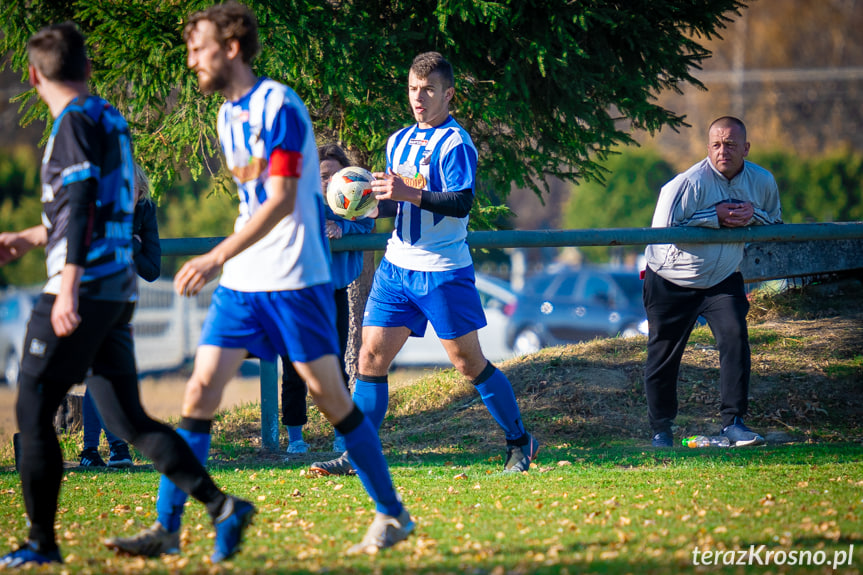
[104,2,413,557]
[0,22,251,567]
[311,52,538,477]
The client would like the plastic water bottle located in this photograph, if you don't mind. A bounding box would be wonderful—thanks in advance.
[681,435,731,448]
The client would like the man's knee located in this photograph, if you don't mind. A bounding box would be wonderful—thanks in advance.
[358,344,390,375]
[450,347,487,379]
[182,376,222,417]
[15,374,64,434]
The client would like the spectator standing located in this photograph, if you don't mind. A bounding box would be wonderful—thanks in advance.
[643,116,782,448]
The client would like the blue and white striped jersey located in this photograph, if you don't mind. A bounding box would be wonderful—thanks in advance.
[41,95,136,301]
[383,115,477,271]
[216,78,330,291]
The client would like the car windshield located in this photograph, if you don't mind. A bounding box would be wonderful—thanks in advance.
[613,273,644,299]
[522,273,557,296]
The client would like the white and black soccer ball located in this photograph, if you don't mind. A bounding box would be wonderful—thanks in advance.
[326,166,378,220]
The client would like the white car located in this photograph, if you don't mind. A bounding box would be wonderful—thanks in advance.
[0,290,37,389]
[392,273,517,366]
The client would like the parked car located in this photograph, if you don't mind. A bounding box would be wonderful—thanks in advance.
[393,273,517,366]
[504,266,648,355]
[0,290,37,389]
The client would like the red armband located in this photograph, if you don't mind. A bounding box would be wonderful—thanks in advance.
[270,148,302,178]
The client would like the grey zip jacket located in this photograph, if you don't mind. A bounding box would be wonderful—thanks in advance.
[645,158,782,288]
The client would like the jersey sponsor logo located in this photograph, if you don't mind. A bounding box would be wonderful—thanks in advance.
[115,246,133,264]
[396,162,426,190]
[105,221,132,239]
[232,157,268,183]
[409,138,428,146]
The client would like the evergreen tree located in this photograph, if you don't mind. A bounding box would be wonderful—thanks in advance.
[1,0,747,223]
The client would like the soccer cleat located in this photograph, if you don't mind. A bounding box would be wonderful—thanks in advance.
[652,430,674,448]
[503,433,540,473]
[0,541,62,567]
[104,522,180,557]
[346,508,414,555]
[79,447,107,468]
[721,417,765,447]
[309,451,356,476]
[107,443,134,468]
[211,496,256,563]
[286,439,310,454]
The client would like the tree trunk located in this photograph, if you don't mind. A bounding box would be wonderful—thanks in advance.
[54,391,84,435]
[345,250,376,388]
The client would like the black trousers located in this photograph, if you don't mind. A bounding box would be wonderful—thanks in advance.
[16,295,223,551]
[280,286,350,426]
[643,267,751,433]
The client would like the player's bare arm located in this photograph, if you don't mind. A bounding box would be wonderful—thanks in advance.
[52,263,83,337]
[371,171,422,206]
[0,225,48,266]
[174,175,298,296]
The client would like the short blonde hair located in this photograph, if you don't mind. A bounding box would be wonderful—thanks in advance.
[134,163,151,203]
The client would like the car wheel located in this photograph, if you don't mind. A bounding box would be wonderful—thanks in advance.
[4,350,20,390]
[513,328,543,356]
[620,324,641,338]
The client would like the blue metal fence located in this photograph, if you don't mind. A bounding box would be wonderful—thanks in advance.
[160,222,863,450]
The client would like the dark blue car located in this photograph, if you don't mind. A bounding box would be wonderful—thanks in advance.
[504,266,647,355]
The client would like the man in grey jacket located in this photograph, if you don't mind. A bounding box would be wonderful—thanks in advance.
[643,116,782,448]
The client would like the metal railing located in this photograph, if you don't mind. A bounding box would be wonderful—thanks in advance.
[159,222,863,450]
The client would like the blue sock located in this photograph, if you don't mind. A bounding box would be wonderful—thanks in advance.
[352,375,389,431]
[337,407,402,517]
[287,425,304,443]
[473,363,526,441]
[156,419,211,532]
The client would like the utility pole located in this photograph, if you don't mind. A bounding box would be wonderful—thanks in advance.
[732,11,747,118]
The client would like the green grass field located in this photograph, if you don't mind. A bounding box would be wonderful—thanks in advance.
[0,443,861,573]
[0,280,861,573]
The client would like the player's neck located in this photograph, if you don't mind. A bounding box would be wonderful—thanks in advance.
[221,65,259,102]
[41,81,89,118]
[417,113,450,130]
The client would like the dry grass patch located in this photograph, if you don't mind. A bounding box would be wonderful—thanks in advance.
[157,277,863,464]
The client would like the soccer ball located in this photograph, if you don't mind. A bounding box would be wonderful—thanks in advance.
[326,166,378,220]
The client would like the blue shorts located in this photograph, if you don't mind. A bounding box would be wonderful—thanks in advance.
[199,284,339,363]
[363,259,487,339]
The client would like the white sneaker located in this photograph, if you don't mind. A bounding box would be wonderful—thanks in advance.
[286,439,310,454]
[346,508,414,555]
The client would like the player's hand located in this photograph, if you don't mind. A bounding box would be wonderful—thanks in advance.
[326,220,343,239]
[51,291,81,337]
[174,253,222,297]
[371,171,422,206]
[0,231,28,266]
[717,201,754,228]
